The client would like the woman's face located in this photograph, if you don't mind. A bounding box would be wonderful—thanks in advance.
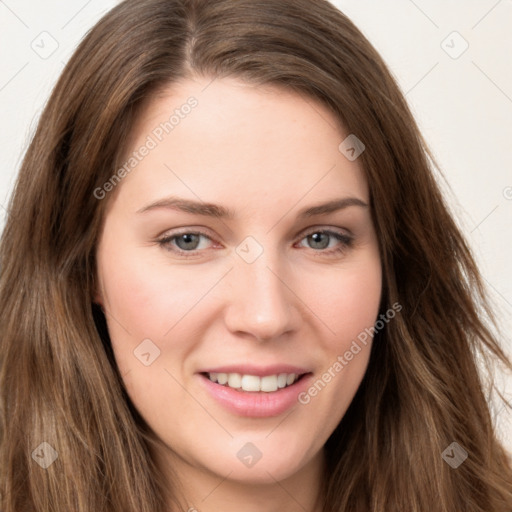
[95,77,381,489]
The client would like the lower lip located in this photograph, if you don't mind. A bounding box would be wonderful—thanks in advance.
[198,373,313,418]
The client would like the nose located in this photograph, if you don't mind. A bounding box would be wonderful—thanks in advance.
[223,251,301,342]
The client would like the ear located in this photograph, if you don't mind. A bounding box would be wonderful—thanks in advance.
[93,294,104,308]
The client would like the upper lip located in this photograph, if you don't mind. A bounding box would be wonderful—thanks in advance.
[198,364,311,377]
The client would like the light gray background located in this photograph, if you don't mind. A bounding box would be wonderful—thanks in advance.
[0,1,511,451]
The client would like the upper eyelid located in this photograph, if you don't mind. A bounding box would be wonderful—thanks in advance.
[298,226,351,237]
[160,223,350,237]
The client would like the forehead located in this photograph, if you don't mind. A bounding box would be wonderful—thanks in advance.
[111,76,369,216]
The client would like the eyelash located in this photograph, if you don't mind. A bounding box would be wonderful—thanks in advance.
[156,228,354,259]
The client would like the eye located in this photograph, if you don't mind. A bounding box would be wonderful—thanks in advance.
[157,230,214,255]
[297,229,353,254]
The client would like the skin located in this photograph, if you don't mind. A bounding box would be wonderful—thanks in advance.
[95,76,382,512]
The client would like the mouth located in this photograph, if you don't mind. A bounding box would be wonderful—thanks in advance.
[197,367,313,418]
[201,371,307,393]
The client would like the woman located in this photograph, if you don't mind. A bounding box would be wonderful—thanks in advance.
[1,0,511,510]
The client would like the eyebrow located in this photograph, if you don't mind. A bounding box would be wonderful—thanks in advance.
[136,195,368,218]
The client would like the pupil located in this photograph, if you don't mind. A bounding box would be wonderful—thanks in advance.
[176,233,199,250]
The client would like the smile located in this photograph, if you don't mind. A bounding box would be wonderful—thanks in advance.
[198,368,313,418]
[205,372,302,392]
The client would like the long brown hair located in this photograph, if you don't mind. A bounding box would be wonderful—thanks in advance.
[1,0,511,510]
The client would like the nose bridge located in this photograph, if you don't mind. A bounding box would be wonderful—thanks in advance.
[225,239,298,340]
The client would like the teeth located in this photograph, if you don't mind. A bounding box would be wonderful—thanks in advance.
[241,374,260,392]
[277,373,288,389]
[227,373,242,389]
[260,375,277,392]
[207,372,300,392]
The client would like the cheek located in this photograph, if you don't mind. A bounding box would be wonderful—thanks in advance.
[98,245,215,338]
[301,255,382,348]
[295,254,381,409]
[334,268,381,339]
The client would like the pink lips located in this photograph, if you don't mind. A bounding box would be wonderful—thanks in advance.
[197,364,313,418]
